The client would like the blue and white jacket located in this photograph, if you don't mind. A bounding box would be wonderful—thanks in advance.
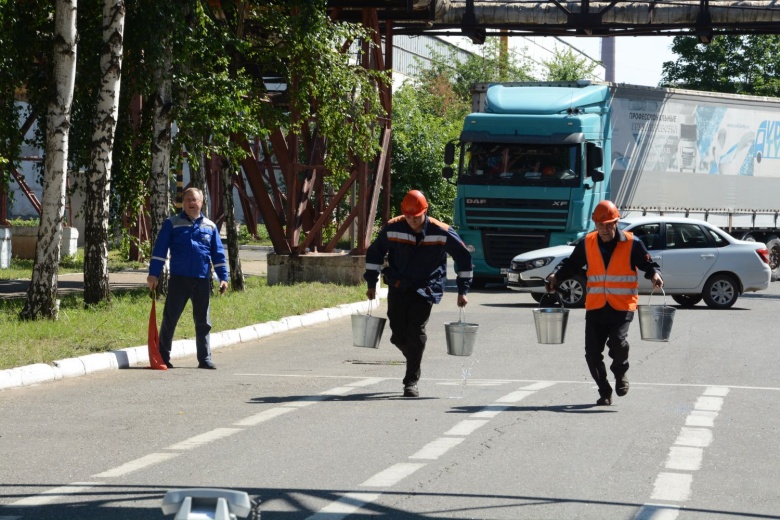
[149,212,229,281]
[364,215,473,304]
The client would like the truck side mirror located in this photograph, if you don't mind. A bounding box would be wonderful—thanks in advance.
[586,142,604,182]
[442,166,454,180]
[444,142,455,165]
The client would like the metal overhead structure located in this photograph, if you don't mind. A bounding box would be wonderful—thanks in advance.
[6,1,780,259]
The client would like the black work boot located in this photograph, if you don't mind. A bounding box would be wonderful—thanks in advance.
[615,374,629,396]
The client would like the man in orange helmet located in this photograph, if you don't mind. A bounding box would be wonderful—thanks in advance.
[545,200,663,406]
[365,190,473,398]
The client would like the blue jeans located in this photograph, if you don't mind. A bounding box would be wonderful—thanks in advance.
[159,275,213,364]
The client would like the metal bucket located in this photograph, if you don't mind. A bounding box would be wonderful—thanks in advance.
[638,289,675,342]
[351,306,386,348]
[533,292,570,344]
[444,309,479,356]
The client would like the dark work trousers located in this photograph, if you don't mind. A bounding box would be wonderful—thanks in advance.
[584,316,631,398]
[387,287,434,386]
[159,275,213,364]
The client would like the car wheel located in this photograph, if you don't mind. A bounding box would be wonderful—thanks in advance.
[765,236,780,282]
[558,274,586,308]
[671,294,703,307]
[530,293,544,303]
[702,274,739,309]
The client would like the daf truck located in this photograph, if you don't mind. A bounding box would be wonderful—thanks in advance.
[443,80,780,286]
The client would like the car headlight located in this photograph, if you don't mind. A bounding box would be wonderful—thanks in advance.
[511,257,554,272]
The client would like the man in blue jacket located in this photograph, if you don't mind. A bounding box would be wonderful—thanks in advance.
[147,187,229,369]
[365,190,473,397]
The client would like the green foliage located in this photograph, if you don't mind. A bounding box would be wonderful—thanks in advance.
[661,35,780,96]
[543,47,599,81]
[389,83,461,224]
[0,276,365,370]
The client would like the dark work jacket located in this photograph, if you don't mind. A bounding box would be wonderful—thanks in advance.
[364,215,473,304]
[553,229,661,321]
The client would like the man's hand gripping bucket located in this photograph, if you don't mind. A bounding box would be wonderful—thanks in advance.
[533,292,570,344]
[444,308,479,356]
[638,288,676,342]
[351,301,386,348]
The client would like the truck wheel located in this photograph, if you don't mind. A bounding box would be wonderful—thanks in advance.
[671,294,703,307]
[558,274,586,308]
[765,236,780,282]
[471,277,488,289]
[739,233,756,242]
[702,274,739,309]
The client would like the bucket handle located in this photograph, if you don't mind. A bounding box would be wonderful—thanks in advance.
[645,287,668,307]
[538,291,565,309]
[457,307,467,324]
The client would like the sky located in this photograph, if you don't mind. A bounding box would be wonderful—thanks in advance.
[562,36,679,87]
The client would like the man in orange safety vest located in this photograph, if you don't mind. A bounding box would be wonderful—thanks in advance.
[545,200,663,406]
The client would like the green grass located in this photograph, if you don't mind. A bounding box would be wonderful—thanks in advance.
[0,275,366,371]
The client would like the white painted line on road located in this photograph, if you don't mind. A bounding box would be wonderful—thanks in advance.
[665,446,703,471]
[634,503,681,520]
[703,386,730,397]
[472,405,510,418]
[694,396,723,412]
[235,407,295,426]
[650,472,693,502]
[285,400,321,408]
[360,463,426,487]
[409,437,465,460]
[444,419,490,436]
[346,377,389,387]
[320,386,354,396]
[685,410,717,428]
[438,381,506,387]
[495,390,535,403]
[522,381,558,391]
[92,453,179,478]
[166,428,243,450]
[674,427,713,448]
[304,492,382,520]
[10,482,99,507]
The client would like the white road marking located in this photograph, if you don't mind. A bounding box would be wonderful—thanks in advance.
[304,492,382,520]
[674,427,713,448]
[665,446,703,471]
[472,405,510,418]
[522,381,558,391]
[409,437,465,460]
[634,503,681,520]
[650,472,693,502]
[685,410,717,428]
[359,463,426,487]
[694,396,723,412]
[703,386,730,397]
[166,428,243,450]
[10,482,99,506]
[92,453,179,478]
[347,377,389,387]
[495,390,535,403]
[320,387,353,396]
[444,419,489,436]
[234,407,295,426]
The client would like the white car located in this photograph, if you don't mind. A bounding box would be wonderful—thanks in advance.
[506,216,772,309]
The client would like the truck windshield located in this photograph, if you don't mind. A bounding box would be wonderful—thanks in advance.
[460,143,581,187]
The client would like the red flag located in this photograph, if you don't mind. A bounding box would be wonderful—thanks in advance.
[148,295,168,370]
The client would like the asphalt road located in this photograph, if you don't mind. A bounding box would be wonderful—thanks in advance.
[1,277,779,520]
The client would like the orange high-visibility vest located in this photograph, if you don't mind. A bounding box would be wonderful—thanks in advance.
[585,231,639,311]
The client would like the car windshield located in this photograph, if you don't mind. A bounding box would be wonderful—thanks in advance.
[460,142,581,187]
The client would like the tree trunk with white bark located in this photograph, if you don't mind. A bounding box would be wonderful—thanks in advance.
[20,0,77,320]
[221,159,244,292]
[84,0,125,306]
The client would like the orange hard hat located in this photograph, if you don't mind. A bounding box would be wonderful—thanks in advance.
[401,190,429,217]
[592,200,620,223]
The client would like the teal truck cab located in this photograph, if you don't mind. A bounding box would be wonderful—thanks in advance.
[443,81,608,287]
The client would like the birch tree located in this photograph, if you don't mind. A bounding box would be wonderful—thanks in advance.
[83,0,124,305]
[220,158,244,291]
[20,0,77,321]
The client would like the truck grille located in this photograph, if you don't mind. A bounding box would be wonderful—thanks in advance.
[483,231,549,270]
[464,198,569,229]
